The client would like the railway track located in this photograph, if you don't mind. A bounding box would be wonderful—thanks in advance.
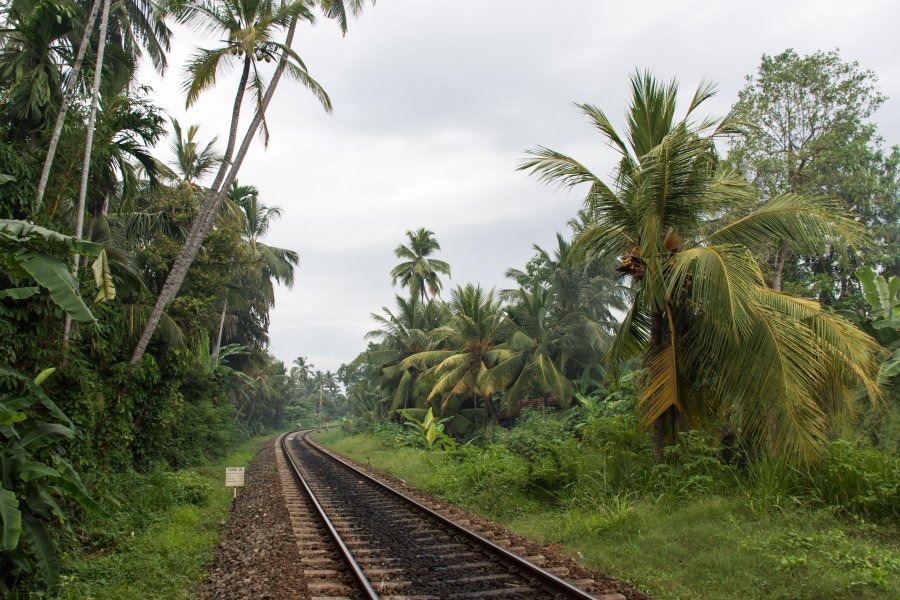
[277,430,600,600]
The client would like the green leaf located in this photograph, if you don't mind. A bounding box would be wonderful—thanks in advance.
[0,407,27,425]
[22,513,59,586]
[0,286,39,299]
[91,248,115,302]
[33,368,55,386]
[19,462,59,482]
[0,174,15,185]
[872,316,900,331]
[15,423,74,451]
[13,251,95,322]
[0,365,71,426]
[0,220,101,257]
[856,266,894,318]
[0,487,21,551]
[53,457,108,517]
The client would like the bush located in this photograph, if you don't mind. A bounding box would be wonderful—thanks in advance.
[804,439,900,519]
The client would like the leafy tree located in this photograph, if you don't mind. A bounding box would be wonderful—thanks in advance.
[728,49,900,297]
[390,227,452,302]
[0,0,78,144]
[520,71,881,462]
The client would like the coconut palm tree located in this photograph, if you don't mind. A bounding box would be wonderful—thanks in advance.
[130,0,373,369]
[0,0,79,147]
[403,284,511,422]
[519,71,881,462]
[211,181,298,360]
[291,356,312,384]
[364,294,446,412]
[168,118,221,185]
[390,228,452,302]
[35,0,171,211]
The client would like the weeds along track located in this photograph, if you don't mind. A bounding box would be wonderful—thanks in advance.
[278,430,599,600]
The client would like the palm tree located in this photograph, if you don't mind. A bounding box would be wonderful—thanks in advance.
[291,356,312,384]
[403,284,510,422]
[520,71,881,462]
[0,0,80,148]
[364,294,446,412]
[168,118,221,185]
[211,181,298,361]
[35,0,171,211]
[130,0,372,369]
[390,228,452,302]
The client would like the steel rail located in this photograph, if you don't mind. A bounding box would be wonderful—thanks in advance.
[300,430,599,600]
[279,432,379,599]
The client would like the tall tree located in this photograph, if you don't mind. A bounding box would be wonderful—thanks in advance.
[211,180,298,360]
[520,71,881,462]
[129,0,373,369]
[728,49,897,294]
[402,284,510,422]
[35,0,171,211]
[390,227,452,302]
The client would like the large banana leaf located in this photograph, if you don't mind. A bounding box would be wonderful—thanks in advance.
[91,248,115,302]
[13,250,95,322]
[22,514,59,586]
[0,220,101,257]
[0,488,21,551]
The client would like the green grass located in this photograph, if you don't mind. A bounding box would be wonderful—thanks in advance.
[52,433,278,600]
[314,430,900,600]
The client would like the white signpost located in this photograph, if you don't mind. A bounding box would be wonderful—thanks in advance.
[225,467,245,498]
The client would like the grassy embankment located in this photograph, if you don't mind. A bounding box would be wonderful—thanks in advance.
[314,428,900,600]
[51,432,281,600]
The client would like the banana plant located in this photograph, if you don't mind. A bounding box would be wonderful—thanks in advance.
[1,366,107,590]
[0,219,115,322]
[0,219,110,589]
[856,266,900,383]
[401,407,455,450]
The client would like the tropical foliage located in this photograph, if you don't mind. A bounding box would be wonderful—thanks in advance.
[0,0,375,592]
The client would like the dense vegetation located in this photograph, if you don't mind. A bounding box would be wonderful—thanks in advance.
[0,0,897,595]
[328,51,900,597]
[0,0,373,593]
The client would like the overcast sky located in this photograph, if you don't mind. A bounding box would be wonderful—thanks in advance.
[140,0,900,373]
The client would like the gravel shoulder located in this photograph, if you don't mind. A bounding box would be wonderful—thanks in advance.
[198,439,307,600]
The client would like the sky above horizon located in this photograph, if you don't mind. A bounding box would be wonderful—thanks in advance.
[140,0,900,373]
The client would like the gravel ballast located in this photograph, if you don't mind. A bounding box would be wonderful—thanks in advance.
[199,439,307,600]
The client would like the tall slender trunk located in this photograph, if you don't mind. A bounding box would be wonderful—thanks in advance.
[63,0,111,346]
[129,19,301,370]
[772,242,789,292]
[198,57,251,217]
[212,298,228,365]
[483,392,499,424]
[35,0,102,213]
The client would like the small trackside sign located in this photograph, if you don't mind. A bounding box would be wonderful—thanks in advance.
[225,467,245,487]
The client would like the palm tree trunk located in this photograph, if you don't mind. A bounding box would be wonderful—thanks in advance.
[212,298,228,365]
[35,0,102,213]
[772,242,789,291]
[483,392,499,424]
[63,0,111,346]
[199,57,251,216]
[128,18,301,370]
